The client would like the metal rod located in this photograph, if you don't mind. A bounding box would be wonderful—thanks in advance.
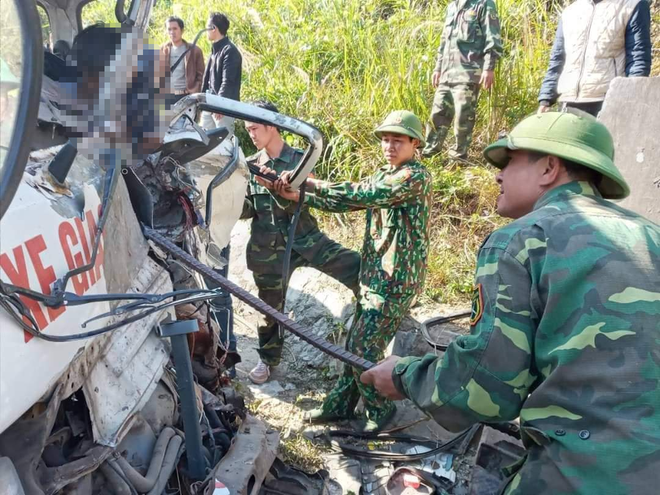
[170,333,206,480]
[144,227,375,371]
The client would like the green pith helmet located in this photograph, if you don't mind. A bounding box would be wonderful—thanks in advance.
[483,111,630,199]
[374,110,425,147]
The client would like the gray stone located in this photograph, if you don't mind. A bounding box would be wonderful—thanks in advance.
[283,267,355,367]
[390,313,466,359]
[248,380,285,400]
[599,77,660,224]
[323,454,363,495]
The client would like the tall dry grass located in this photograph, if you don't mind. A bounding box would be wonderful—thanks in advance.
[78,0,658,302]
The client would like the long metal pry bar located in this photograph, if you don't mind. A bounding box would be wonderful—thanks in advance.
[143,227,375,372]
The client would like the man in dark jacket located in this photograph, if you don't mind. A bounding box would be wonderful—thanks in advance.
[538,0,652,117]
[201,12,242,133]
[160,17,205,104]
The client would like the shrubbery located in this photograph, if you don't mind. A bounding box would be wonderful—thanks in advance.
[81,0,660,302]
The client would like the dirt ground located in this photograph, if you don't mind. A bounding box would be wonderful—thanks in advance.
[226,221,480,494]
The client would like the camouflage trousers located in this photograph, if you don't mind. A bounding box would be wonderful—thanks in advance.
[423,82,480,159]
[254,243,361,366]
[320,291,415,423]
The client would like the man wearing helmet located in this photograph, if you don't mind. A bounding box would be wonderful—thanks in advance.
[361,111,660,493]
[258,110,433,432]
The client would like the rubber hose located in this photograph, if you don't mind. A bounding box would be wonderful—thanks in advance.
[115,427,176,493]
[146,435,184,495]
[203,405,223,429]
[107,459,139,495]
[101,461,133,495]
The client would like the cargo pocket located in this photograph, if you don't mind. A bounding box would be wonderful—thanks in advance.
[458,7,483,43]
[246,231,281,273]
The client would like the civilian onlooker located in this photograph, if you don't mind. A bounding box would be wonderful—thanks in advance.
[53,39,71,61]
[200,12,242,133]
[538,0,652,117]
[160,16,205,104]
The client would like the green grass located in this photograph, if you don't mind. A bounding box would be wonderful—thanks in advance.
[79,0,660,303]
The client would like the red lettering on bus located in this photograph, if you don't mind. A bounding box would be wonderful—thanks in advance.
[25,235,65,323]
[74,217,92,267]
[58,222,88,295]
[0,245,48,342]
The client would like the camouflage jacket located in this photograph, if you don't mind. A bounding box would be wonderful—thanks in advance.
[435,0,503,84]
[392,182,660,494]
[241,145,338,275]
[304,159,432,299]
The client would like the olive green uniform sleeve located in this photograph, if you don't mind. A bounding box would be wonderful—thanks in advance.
[481,0,503,71]
[391,182,660,493]
[436,0,504,84]
[392,242,536,432]
[306,166,428,213]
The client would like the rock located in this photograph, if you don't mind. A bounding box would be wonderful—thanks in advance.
[323,455,362,495]
[390,306,470,359]
[248,380,285,400]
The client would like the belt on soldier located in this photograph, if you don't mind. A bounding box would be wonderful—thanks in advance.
[174,90,189,96]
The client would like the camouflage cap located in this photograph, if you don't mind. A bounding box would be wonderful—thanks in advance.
[483,111,630,200]
[374,110,425,147]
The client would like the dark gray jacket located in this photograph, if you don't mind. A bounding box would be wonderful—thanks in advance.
[201,37,242,101]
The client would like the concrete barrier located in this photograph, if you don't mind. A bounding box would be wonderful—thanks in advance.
[598,77,660,224]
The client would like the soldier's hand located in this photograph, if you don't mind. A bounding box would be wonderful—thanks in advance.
[432,71,441,89]
[480,70,495,90]
[278,170,294,186]
[258,168,301,202]
[537,105,551,115]
[360,355,405,401]
[255,166,276,190]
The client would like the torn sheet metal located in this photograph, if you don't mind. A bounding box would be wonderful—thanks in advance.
[83,258,173,447]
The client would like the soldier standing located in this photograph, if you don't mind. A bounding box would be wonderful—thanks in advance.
[362,111,660,493]
[259,111,433,432]
[422,0,502,161]
[242,101,361,385]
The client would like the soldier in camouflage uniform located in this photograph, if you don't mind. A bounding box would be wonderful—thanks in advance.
[242,101,361,384]
[259,111,433,432]
[423,0,503,160]
[362,111,660,493]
